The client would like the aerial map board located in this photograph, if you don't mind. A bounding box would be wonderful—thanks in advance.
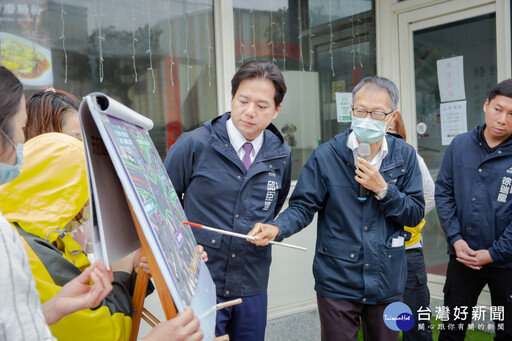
[79,93,216,340]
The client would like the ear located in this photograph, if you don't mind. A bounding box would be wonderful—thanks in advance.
[483,98,490,112]
[386,110,400,130]
[273,103,282,119]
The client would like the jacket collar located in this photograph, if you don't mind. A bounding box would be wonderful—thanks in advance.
[204,113,288,159]
[330,129,405,170]
[473,124,512,153]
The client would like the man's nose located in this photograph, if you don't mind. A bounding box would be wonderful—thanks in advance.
[497,112,507,124]
[245,102,257,117]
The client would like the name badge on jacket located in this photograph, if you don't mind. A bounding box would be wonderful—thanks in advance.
[497,176,512,203]
[263,177,279,211]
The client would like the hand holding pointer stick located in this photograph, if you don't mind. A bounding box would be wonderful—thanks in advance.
[183,221,307,251]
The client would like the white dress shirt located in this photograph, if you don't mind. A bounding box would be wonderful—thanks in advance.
[347,131,388,170]
[226,118,263,163]
[417,153,435,215]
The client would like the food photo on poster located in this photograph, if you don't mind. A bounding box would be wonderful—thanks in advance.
[0,31,53,88]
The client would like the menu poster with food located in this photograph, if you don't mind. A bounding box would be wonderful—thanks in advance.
[0,2,53,88]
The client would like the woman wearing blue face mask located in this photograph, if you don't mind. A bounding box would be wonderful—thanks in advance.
[0,66,115,340]
[0,73,25,184]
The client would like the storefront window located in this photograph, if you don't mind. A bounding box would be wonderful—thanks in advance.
[0,0,217,158]
[413,14,497,274]
[233,0,376,179]
[308,0,372,28]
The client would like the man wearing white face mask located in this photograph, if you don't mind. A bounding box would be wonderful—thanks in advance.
[249,76,425,340]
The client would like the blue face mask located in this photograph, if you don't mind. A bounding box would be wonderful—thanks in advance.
[0,130,24,185]
[351,116,389,144]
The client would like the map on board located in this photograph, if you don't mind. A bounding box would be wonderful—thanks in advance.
[79,93,215,339]
[108,117,200,304]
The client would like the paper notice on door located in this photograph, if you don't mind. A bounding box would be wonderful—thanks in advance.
[440,100,467,145]
[336,92,352,122]
[437,56,466,102]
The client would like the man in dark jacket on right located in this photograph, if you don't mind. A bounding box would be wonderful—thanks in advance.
[436,79,512,340]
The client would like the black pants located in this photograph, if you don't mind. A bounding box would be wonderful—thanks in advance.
[403,248,433,341]
[439,255,512,341]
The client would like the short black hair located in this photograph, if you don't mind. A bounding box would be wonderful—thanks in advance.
[488,78,512,101]
[231,61,287,107]
[0,66,24,152]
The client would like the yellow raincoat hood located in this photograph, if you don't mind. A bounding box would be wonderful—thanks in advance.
[0,132,89,268]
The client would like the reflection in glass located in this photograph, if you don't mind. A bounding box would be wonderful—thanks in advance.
[233,0,375,179]
[317,41,375,144]
[0,0,217,158]
[413,14,496,274]
[308,0,372,28]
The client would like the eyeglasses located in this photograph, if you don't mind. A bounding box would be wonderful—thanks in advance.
[352,108,394,121]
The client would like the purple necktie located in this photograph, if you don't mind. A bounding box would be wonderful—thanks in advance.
[242,142,253,171]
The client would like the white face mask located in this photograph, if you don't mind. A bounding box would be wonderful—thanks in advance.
[0,129,24,185]
[351,116,388,144]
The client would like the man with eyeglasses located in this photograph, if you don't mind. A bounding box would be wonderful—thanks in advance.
[436,79,512,340]
[248,76,425,340]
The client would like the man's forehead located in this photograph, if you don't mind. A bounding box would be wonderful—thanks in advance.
[354,88,391,105]
[355,84,390,98]
[237,93,272,105]
[489,94,512,103]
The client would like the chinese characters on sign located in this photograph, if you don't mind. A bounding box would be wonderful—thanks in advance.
[0,3,43,18]
[335,92,352,123]
[416,305,504,332]
[437,56,468,145]
[440,100,467,146]
[437,56,466,102]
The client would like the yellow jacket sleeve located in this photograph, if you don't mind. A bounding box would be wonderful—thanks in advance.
[17,226,133,341]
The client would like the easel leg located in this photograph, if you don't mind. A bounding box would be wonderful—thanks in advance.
[130,266,150,341]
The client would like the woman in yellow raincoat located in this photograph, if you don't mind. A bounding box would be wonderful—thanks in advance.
[0,67,203,341]
[0,132,136,341]
[0,66,114,341]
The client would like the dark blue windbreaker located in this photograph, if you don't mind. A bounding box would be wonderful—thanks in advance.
[275,129,424,304]
[435,125,512,267]
[164,113,292,296]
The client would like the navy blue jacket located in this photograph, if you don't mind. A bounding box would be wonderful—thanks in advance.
[435,125,512,267]
[164,113,292,297]
[275,129,425,304]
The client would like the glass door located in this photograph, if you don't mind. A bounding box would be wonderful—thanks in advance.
[413,14,496,182]
[397,2,503,276]
[415,13,496,276]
